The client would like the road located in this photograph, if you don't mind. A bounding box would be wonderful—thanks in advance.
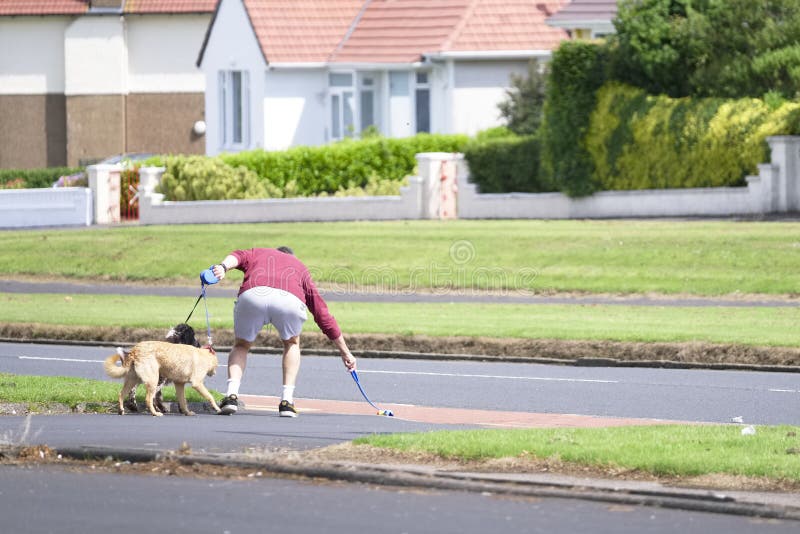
[2,464,793,534]
[2,341,798,425]
[2,341,799,533]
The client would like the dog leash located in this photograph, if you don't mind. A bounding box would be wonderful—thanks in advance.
[184,266,220,347]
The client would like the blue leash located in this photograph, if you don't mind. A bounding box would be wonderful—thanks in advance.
[184,266,219,346]
[350,370,394,417]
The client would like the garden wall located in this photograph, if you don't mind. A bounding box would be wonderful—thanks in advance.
[0,187,92,228]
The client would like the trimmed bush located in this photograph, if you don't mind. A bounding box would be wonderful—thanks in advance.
[463,135,554,193]
[541,41,608,197]
[220,133,468,196]
[0,167,84,189]
[157,156,277,201]
[586,82,800,190]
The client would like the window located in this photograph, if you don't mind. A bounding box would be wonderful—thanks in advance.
[219,70,249,148]
[360,75,375,132]
[415,71,430,133]
[329,72,355,140]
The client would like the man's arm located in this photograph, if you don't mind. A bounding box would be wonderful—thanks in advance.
[212,254,239,280]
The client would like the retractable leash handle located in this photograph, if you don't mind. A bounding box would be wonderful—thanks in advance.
[200,265,220,285]
[350,370,394,417]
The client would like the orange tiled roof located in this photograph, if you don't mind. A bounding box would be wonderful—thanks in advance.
[0,0,89,15]
[123,0,217,13]
[445,0,568,53]
[244,0,366,63]
[0,0,217,16]
[241,0,569,65]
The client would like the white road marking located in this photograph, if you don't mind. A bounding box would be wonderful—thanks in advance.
[358,369,618,384]
[769,388,798,393]
[19,356,101,364]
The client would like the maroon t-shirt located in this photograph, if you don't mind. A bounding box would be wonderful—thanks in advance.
[230,248,341,340]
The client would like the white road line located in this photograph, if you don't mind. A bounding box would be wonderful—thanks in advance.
[358,369,618,384]
[769,388,799,393]
[19,356,101,364]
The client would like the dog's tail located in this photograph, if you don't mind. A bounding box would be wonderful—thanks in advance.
[103,349,129,379]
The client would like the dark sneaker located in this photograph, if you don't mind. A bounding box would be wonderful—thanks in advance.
[218,394,239,415]
[278,400,297,418]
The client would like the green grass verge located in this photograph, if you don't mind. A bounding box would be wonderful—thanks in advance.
[356,426,800,481]
[0,373,220,409]
[1,220,800,295]
[2,292,800,346]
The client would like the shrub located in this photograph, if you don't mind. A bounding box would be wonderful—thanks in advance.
[463,135,554,193]
[541,41,608,197]
[157,156,278,201]
[220,133,468,196]
[586,82,800,190]
[0,167,84,189]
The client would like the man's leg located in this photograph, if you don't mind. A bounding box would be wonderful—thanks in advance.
[279,336,300,417]
[219,338,251,415]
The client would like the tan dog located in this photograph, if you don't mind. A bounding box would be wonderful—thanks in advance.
[104,341,221,416]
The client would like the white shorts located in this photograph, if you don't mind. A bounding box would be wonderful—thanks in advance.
[233,287,308,342]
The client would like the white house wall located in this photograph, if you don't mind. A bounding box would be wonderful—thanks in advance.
[388,71,413,138]
[126,15,208,93]
[64,16,127,96]
[451,60,528,135]
[0,17,69,95]
[264,69,327,150]
[200,0,267,155]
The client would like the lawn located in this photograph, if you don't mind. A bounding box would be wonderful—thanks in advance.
[356,425,800,482]
[2,292,800,346]
[1,220,799,295]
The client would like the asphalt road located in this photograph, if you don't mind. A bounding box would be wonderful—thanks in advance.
[3,341,800,533]
[4,465,795,534]
[3,341,799,426]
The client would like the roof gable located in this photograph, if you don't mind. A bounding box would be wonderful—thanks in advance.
[546,0,618,27]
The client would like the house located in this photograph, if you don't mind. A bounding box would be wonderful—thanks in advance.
[0,0,217,169]
[197,0,569,155]
[545,0,617,40]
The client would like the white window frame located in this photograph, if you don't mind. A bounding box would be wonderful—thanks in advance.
[329,71,356,141]
[358,73,377,134]
[219,70,250,150]
[414,70,431,134]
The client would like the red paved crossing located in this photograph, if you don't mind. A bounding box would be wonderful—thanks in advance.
[238,394,687,429]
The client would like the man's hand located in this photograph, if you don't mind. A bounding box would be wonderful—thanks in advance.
[212,264,226,280]
[341,351,356,371]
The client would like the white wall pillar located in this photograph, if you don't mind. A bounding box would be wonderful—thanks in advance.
[416,152,462,219]
[766,136,800,212]
[87,164,122,224]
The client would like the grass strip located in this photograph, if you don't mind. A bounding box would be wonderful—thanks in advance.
[1,220,799,295]
[0,373,219,409]
[2,293,800,347]
[356,426,800,481]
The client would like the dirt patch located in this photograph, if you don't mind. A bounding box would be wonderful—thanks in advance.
[2,322,799,368]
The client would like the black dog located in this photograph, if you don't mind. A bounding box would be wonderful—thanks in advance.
[122,323,201,413]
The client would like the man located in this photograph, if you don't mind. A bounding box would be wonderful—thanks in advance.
[210,246,356,417]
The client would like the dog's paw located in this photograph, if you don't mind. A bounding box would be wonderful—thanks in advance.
[182,410,196,416]
[151,411,164,417]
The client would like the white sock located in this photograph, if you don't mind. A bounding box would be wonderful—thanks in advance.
[226,378,241,397]
[281,384,295,403]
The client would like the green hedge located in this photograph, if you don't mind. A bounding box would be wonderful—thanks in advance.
[220,133,468,196]
[586,82,800,190]
[0,167,84,189]
[463,135,555,194]
[541,41,608,197]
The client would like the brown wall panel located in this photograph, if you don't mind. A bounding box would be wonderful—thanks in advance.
[0,94,67,169]
[66,94,125,167]
[126,92,205,156]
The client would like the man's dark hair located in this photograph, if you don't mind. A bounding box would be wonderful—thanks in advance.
[277,246,294,255]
